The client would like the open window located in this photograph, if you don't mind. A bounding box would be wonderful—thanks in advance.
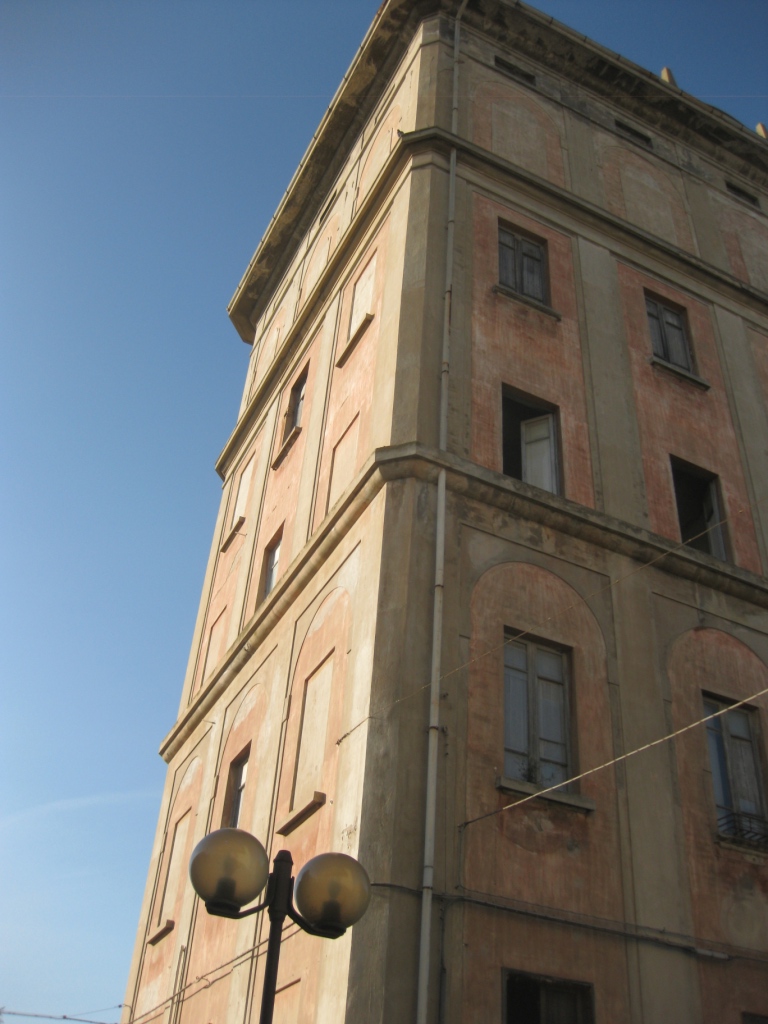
[223,747,250,829]
[670,457,728,560]
[505,969,594,1024]
[262,528,283,600]
[283,367,308,444]
[502,390,560,494]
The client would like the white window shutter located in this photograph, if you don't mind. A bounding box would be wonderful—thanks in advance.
[521,414,557,493]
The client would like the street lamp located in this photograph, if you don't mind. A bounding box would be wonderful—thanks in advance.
[189,828,370,1024]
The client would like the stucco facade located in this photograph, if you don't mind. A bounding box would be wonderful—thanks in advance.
[123,3,768,1022]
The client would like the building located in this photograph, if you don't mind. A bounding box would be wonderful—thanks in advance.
[122,2,768,1021]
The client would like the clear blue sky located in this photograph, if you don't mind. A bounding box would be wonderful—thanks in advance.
[1,0,766,1016]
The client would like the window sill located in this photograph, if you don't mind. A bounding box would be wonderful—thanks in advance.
[276,791,326,836]
[147,919,175,945]
[649,356,710,390]
[220,515,245,552]
[492,285,561,321]
[336,313,373,367]
[496,776,595,813]
[271,426,302,469]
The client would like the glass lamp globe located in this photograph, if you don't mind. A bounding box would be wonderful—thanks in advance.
[189,828,269,916]
[294,852,371,930]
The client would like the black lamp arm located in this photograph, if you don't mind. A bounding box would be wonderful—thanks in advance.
[204,896,269,919]
[285,903,346,940]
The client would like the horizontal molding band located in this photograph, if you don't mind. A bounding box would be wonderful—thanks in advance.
[160,443,768,763]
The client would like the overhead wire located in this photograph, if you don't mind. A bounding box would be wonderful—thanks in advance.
[0,1013,118,1024]
[125,925,302,1024]
[459,684,768,830]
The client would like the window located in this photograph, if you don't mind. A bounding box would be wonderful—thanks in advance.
[504,635,570,790]
[645,295,692,372]
[615,119,653,148]
[318,189,337,226]
[499,227,547,304]
[704,697,768,847]
[505,970,594,1024]
[283,368,307,443]
[502,392,559,494]
[263,531,282,598]
[495,56,536,86]
[224,750,249,829]
[670,457,728,560]
[726,181,760,208]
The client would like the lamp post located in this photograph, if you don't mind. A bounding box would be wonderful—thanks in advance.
[188,828,370,1024]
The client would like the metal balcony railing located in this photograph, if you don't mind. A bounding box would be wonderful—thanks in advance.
[717,810,768,848]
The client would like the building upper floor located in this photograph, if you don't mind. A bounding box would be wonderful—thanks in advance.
[178,0,768,716]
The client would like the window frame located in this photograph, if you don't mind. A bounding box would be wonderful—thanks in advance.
[645,294,694,373]
[503,968,595,1024]
[615,118,653,149]
[223,746,250,829]
[503,631,573,792]
[494,55,536,87]
[703,695,768,848]
[498,225,549,306]
[726,181,760,209]
[670,456,729,561]
[502,388,561,495]
[283,366,308,444]
[262,528,283,600]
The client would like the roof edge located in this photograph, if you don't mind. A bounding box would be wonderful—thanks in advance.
[228,0,768,342]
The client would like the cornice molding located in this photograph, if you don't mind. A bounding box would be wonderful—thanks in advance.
[227,0,768,340]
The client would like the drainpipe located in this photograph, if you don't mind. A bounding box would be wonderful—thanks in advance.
[415,3,468,1022]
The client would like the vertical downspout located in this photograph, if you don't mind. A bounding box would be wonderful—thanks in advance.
[415,3,467,1022]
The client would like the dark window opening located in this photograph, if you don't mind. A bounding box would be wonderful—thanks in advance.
[263,528,283,599]
[499,227,548,305]
[223,748,250,829]
[283,368,308,443]
[671,457,727,560]
[726,181,760,208]
[646,295,692,372]
[615,119,653,148]
[495,56,536,87]
[506,970,594,1024]
[318,190,337,225]
[502,392,559,494]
